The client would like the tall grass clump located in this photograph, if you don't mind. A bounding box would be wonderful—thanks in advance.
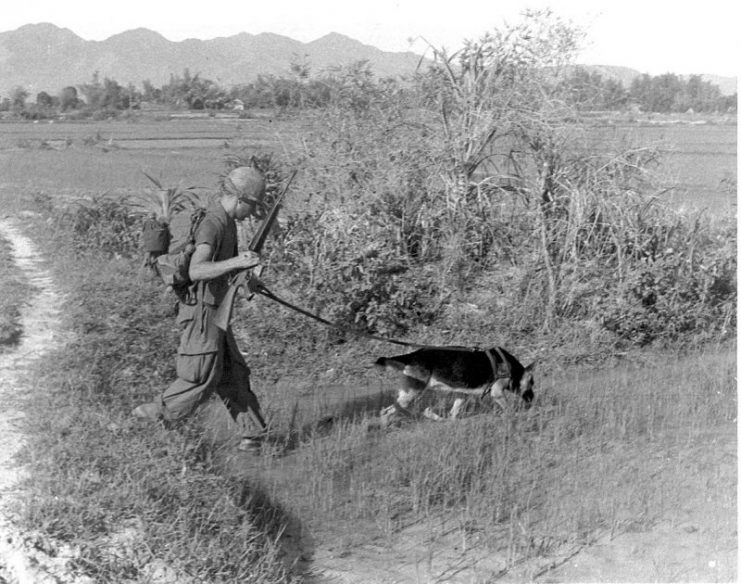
[54,192,142,257]
[0,233,35,350]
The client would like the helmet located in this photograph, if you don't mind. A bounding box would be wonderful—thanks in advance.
[225,166,266,204]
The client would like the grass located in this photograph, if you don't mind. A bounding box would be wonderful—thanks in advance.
[11,211,736,580]
[0,116,309,209]
[14,254,296,583]
[249,347,736,559]
[586,122,737,214]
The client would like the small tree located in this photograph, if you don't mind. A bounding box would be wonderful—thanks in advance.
[60,86,80,111]
[36,91,54,108]
[79,72,105,109]
[100,77,128,110]
[141,79,162,103]
[130,172,205,223]
[10,86,29,113]
[420,10,583,198]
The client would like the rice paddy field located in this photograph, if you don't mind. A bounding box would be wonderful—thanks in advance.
[586,120,737,214]
[0,114,306,202]
[0,112,736,215]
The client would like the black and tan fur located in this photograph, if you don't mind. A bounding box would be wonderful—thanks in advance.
[376,346,535,422]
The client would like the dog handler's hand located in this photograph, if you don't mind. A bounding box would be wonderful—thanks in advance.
[234,250,261,270]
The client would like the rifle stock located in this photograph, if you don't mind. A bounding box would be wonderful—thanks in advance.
[214,170,296,331]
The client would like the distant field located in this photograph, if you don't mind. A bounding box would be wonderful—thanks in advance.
[0,114,735,215]
[0,115,310,149]
[586,122,737,214]
[0,116,306,204]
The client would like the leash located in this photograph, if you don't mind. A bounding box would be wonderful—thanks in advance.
[255,282,490,353]
[256,282,514,396]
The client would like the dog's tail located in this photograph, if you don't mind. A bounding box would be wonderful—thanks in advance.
[375,357,406,371]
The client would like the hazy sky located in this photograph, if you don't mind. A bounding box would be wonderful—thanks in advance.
[2,0,739,77]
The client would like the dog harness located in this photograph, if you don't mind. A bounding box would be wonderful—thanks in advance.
[482,347,512,397]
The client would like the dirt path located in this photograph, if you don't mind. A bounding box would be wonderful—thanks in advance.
[0,218,85,584]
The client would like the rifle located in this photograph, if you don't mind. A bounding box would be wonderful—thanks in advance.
[214,170,297,331]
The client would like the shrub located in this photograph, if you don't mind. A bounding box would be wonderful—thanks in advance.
[0,235,34,349]
[57,193,141,257]
[247,37,736,346]
[599,219,736,345]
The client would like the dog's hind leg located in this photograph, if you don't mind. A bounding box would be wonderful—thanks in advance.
[449,397,466,420]
[422,397,465,421]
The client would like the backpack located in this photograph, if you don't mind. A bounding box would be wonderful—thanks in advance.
[154,207,208,302]
[141,217,171,253]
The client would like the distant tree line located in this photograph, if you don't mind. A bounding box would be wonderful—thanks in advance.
[0,61,736,119]
[556,67,737,113]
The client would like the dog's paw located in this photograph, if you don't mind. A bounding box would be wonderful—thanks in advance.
[379,404,402,428]
[422,407,444,421]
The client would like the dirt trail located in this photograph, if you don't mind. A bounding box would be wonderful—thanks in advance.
[0,218,84,584]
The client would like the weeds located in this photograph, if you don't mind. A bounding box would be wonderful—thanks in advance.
[0,233,35,350]
[56,193,142,257]
[241,46,736,344]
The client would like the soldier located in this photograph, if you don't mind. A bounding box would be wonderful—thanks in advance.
[133,167,268,451]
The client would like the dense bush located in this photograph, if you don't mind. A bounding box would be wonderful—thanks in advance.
[237,14,736,348]
[57,193,142,257]
[0,235,33,349]
[599,220,736,344]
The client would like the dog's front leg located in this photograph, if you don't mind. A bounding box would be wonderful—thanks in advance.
[380,386,420,425]
[396,387,419,410]
[422,406,444,421]
[488,378,510,411]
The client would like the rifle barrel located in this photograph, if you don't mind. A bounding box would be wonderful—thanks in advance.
[249,170,297,250]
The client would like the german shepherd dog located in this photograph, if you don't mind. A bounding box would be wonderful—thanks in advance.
[375,346,535,423]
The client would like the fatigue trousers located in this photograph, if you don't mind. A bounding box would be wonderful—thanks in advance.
[159,300,266,436]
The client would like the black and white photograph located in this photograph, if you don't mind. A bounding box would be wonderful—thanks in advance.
[0,1,737,581]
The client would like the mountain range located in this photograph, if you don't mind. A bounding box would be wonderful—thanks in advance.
[0,23,736,97]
